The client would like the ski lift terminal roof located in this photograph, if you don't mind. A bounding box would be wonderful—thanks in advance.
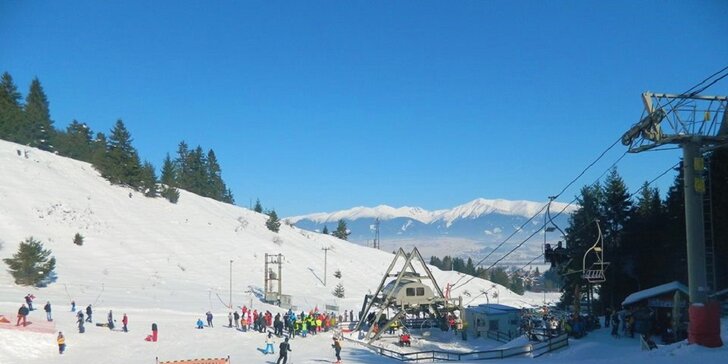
[621,281,688,307]
[467,303,521,315]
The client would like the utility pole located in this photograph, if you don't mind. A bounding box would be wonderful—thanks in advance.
[373,218,380,250]
[322,247,331,286]
[622,91,727,347]
[229,260,233,309]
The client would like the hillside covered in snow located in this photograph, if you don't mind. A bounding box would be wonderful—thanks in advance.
[0,140,556,363]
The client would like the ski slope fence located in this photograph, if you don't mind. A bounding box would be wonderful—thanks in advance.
[344,333,569,362]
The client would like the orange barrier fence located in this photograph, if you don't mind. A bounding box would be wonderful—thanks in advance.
[156,356,229,364]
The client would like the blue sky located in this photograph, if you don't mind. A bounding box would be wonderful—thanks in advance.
[2,1,727,216]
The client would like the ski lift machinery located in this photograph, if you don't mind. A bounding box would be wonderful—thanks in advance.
[354,247,463,343]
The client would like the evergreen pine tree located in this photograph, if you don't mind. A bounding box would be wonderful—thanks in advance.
[56,120,94,161]
[206,149,225,200]
[266,209,281,233]
[322,225,329,235]
[99,120,143,188]
[332,219,350,240]
[254,198,263,213]
[3,237,56,286]
[509,274,525,295]
[90,132,107,168]
[600,168,634,309]
[489,267,510,287]
[0,71,24,142]
[140,161,159,197]
[561,184,603,310]
[160,153,180,203]
[332,282,345,298]
[23,78,54,151]
[73,233,84,246]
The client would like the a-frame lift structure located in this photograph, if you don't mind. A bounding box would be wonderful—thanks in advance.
[354,247,462,343]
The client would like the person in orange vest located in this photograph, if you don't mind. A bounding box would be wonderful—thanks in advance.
[57,332,66,354]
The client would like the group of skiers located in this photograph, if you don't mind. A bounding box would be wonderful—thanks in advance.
[14,295,138,355]
[195,305,348,363]
[15,294,53,326]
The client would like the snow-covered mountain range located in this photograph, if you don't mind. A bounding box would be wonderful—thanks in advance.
[288,199,575,264]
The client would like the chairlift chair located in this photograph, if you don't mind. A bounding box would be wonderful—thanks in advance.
[582,221,609,284]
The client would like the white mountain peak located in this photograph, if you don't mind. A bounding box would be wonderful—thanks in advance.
[287,198,575,224]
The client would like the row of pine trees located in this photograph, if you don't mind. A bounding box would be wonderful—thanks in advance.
[0,71,234,204]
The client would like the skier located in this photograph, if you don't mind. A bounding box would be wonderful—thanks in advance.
[276,337,292,364]
[196,318,204,329]
[77,311,85,333]
[86,304,93,323]
[44,301,52,321]
[332,336,342,364]
[611,311,620,337]
[25,294,34,311]
[228,312,233,328]
[122,313,128,332]
[57,332,66,354]
[263,332,275,354]
[206,311,214,327]
[107,310,115,330]
[233,311,240,330]
[71,300,76,312]
[16,304,29,327]
[152,323,158,342]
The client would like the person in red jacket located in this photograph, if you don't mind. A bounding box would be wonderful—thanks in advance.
[122,313,128,332]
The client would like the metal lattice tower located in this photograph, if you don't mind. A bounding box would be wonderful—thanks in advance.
[622,92,728,304]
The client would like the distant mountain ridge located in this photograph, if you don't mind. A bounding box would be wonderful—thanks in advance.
[287,198,574,226]
[287,198,575,263]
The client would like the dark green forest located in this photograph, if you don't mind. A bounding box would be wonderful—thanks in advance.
[0,72,234,204]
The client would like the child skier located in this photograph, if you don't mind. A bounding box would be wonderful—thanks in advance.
[57,332,66,354]
[332,336,342,364]
[264,332,275,354]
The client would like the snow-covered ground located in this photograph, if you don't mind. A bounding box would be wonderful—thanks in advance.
[0,139,726,363]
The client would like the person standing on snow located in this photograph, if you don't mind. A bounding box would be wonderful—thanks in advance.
[332,336,342,364]
[122,313,128,332]
[276,337,291,364]
[228,312,233,328]
[44,301,52,321]
[263,332,276,354]
[86,304,93,323]
[57,332,66,354]
[107,310,115,330]
[233,311,240,330]
[25,294,34,311]
[206,311,214,327]
[77,311,85,333]
[16,304,29,326]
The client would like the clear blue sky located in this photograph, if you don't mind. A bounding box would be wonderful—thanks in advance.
[2,1,727,216]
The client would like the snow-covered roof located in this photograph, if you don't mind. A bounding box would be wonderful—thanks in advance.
[622,281,688,307]
[467,303,521,315]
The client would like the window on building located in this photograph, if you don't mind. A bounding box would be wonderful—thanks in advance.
[489,320,499,331]
[406,288,415,296]
[416,287,425,296]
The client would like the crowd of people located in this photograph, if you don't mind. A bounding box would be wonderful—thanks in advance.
[13,294,150,355]
[14,292,357,362]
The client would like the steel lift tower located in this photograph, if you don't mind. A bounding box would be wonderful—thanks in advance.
[622,91,727,347]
